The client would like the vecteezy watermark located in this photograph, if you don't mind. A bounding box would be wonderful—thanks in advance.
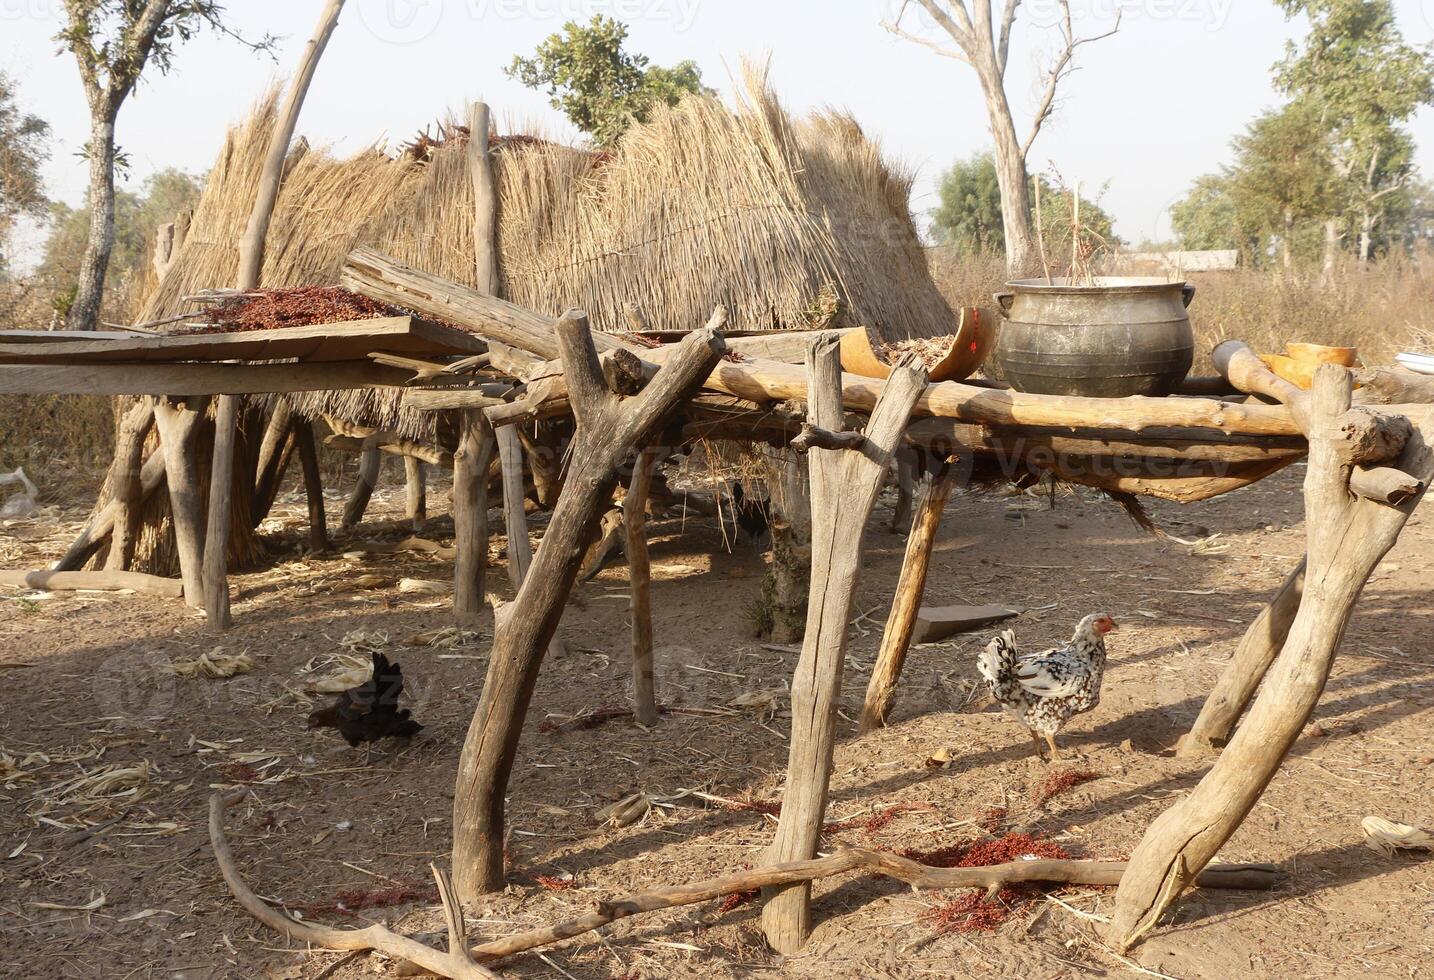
[1022,0,1235,33]
[0,0,63,20]
[356,0,703,45]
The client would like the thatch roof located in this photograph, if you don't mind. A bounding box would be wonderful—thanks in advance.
[139,76,954,438]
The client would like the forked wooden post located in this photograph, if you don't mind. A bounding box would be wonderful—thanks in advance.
[293,417,328,553]
[1108,364,1433,950]
[104,398,155,572]
[453,411,496,624]
[760,337,926,953]
[405,457,427,532]
[858,461,957,733]
[153,396,211,607]
[451,311,725,903]
[624,447,660,726]
[497,425,532,588]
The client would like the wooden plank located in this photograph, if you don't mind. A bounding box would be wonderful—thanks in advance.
[0,330,139,343]
[0,361,412,395]
[0,316,486,364]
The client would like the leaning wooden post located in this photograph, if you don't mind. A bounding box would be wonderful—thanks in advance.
[1177,558,1305,757]
[1108,365,1432,951]
[251,399,296,526]
[293,417,328,553]
[104,398,155,572]
[452,311,726,903]
[341,436,382,530]
[453,412,496,624]
[153,396,211,607]
[761,338,926,953]
[858,461,957,733]
[496,426,532,587]
[404,457,427,532]
[202,0,346,630]
[624,448,660,726]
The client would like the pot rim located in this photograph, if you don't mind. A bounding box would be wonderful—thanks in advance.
[1004,276,1189,294]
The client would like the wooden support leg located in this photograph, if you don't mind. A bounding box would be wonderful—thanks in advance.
[1177,559,1306,757]
[497,426,532,588]
[405,457,428,533]
[153,396,211,607]
[453,411,496,624]
[104,398,155,572]
[858,463,956,733]
[341,437,382,531]
[203,394,240,632]
[58,449,167,572]
[889,448,916,532]
[452,311,725,903]
[625,448,659,726]
[1107,366,1433,951]
[760,336,926,954]
[293,417,328,553]
[251,399,296,527]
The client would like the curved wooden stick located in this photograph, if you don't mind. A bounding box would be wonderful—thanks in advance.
[209,792,499,979]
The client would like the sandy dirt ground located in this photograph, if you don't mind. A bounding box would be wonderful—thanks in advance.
[1,462,1431,980]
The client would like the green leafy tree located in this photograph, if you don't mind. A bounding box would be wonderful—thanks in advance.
[1275,0,1434,266]
[38,167,202,324]
[1171,175,1243,252]
[0,71,50,272]
[932,151,1121,268]
[507,15,711,148]
[56,1,274,331]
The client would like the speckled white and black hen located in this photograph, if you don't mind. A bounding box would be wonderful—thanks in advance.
[977,613,1116,762]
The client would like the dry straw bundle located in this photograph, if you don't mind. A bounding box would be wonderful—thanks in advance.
[137,71,952,440]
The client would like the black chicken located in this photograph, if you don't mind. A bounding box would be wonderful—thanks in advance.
[308,652,424,747]
[730,482,771,549]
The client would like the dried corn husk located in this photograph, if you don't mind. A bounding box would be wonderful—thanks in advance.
[165,649,254,679]
[1362,816,1434,855]
[397,578,452,595]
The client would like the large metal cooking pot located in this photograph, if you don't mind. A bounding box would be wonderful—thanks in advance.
[993,277,1195,397]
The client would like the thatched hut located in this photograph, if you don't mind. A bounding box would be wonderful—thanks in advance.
[139,77,954,439]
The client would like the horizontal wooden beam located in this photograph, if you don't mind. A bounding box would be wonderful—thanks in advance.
[0,316,487,365]
[0,361,412,396]
[0,569,183,598]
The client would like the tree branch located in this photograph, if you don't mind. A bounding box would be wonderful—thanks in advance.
[997,0,1020,74]
[880,19,969,62]
[1022,2,1122,158]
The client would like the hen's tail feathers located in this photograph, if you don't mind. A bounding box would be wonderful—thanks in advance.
[977,630,1022,707]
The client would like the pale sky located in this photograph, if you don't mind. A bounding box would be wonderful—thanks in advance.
[4,0,1433,256]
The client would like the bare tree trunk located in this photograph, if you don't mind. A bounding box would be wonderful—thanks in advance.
[987,95,1037,278]
[65,110,119,331]
[1321,219,1342,283]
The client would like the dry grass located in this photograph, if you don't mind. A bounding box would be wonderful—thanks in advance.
[0,395,114,498]
[928,246,1432,372]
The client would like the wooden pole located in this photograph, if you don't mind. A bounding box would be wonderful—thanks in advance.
[761,337,926,954]
[858,464,957,734]
[624,448,659,726]
[341,436,382,530]
[451,312,725,902]
[205,0,344,631]
[405,457,427,533]
[1177,559,1305,757]
[1108,367,1433,951]
[453,411,496,624]
[55,449,166,572]
[202,395,238,630]
[466,101,500,297]
[496,425,532,587]
[293,417,328,553]
[152,396,210,608]
[104,398,155,572]
[0,569,182,598]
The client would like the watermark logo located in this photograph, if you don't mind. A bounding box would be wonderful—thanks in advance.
[357,0,444,45]
[1024,0,1234,33]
